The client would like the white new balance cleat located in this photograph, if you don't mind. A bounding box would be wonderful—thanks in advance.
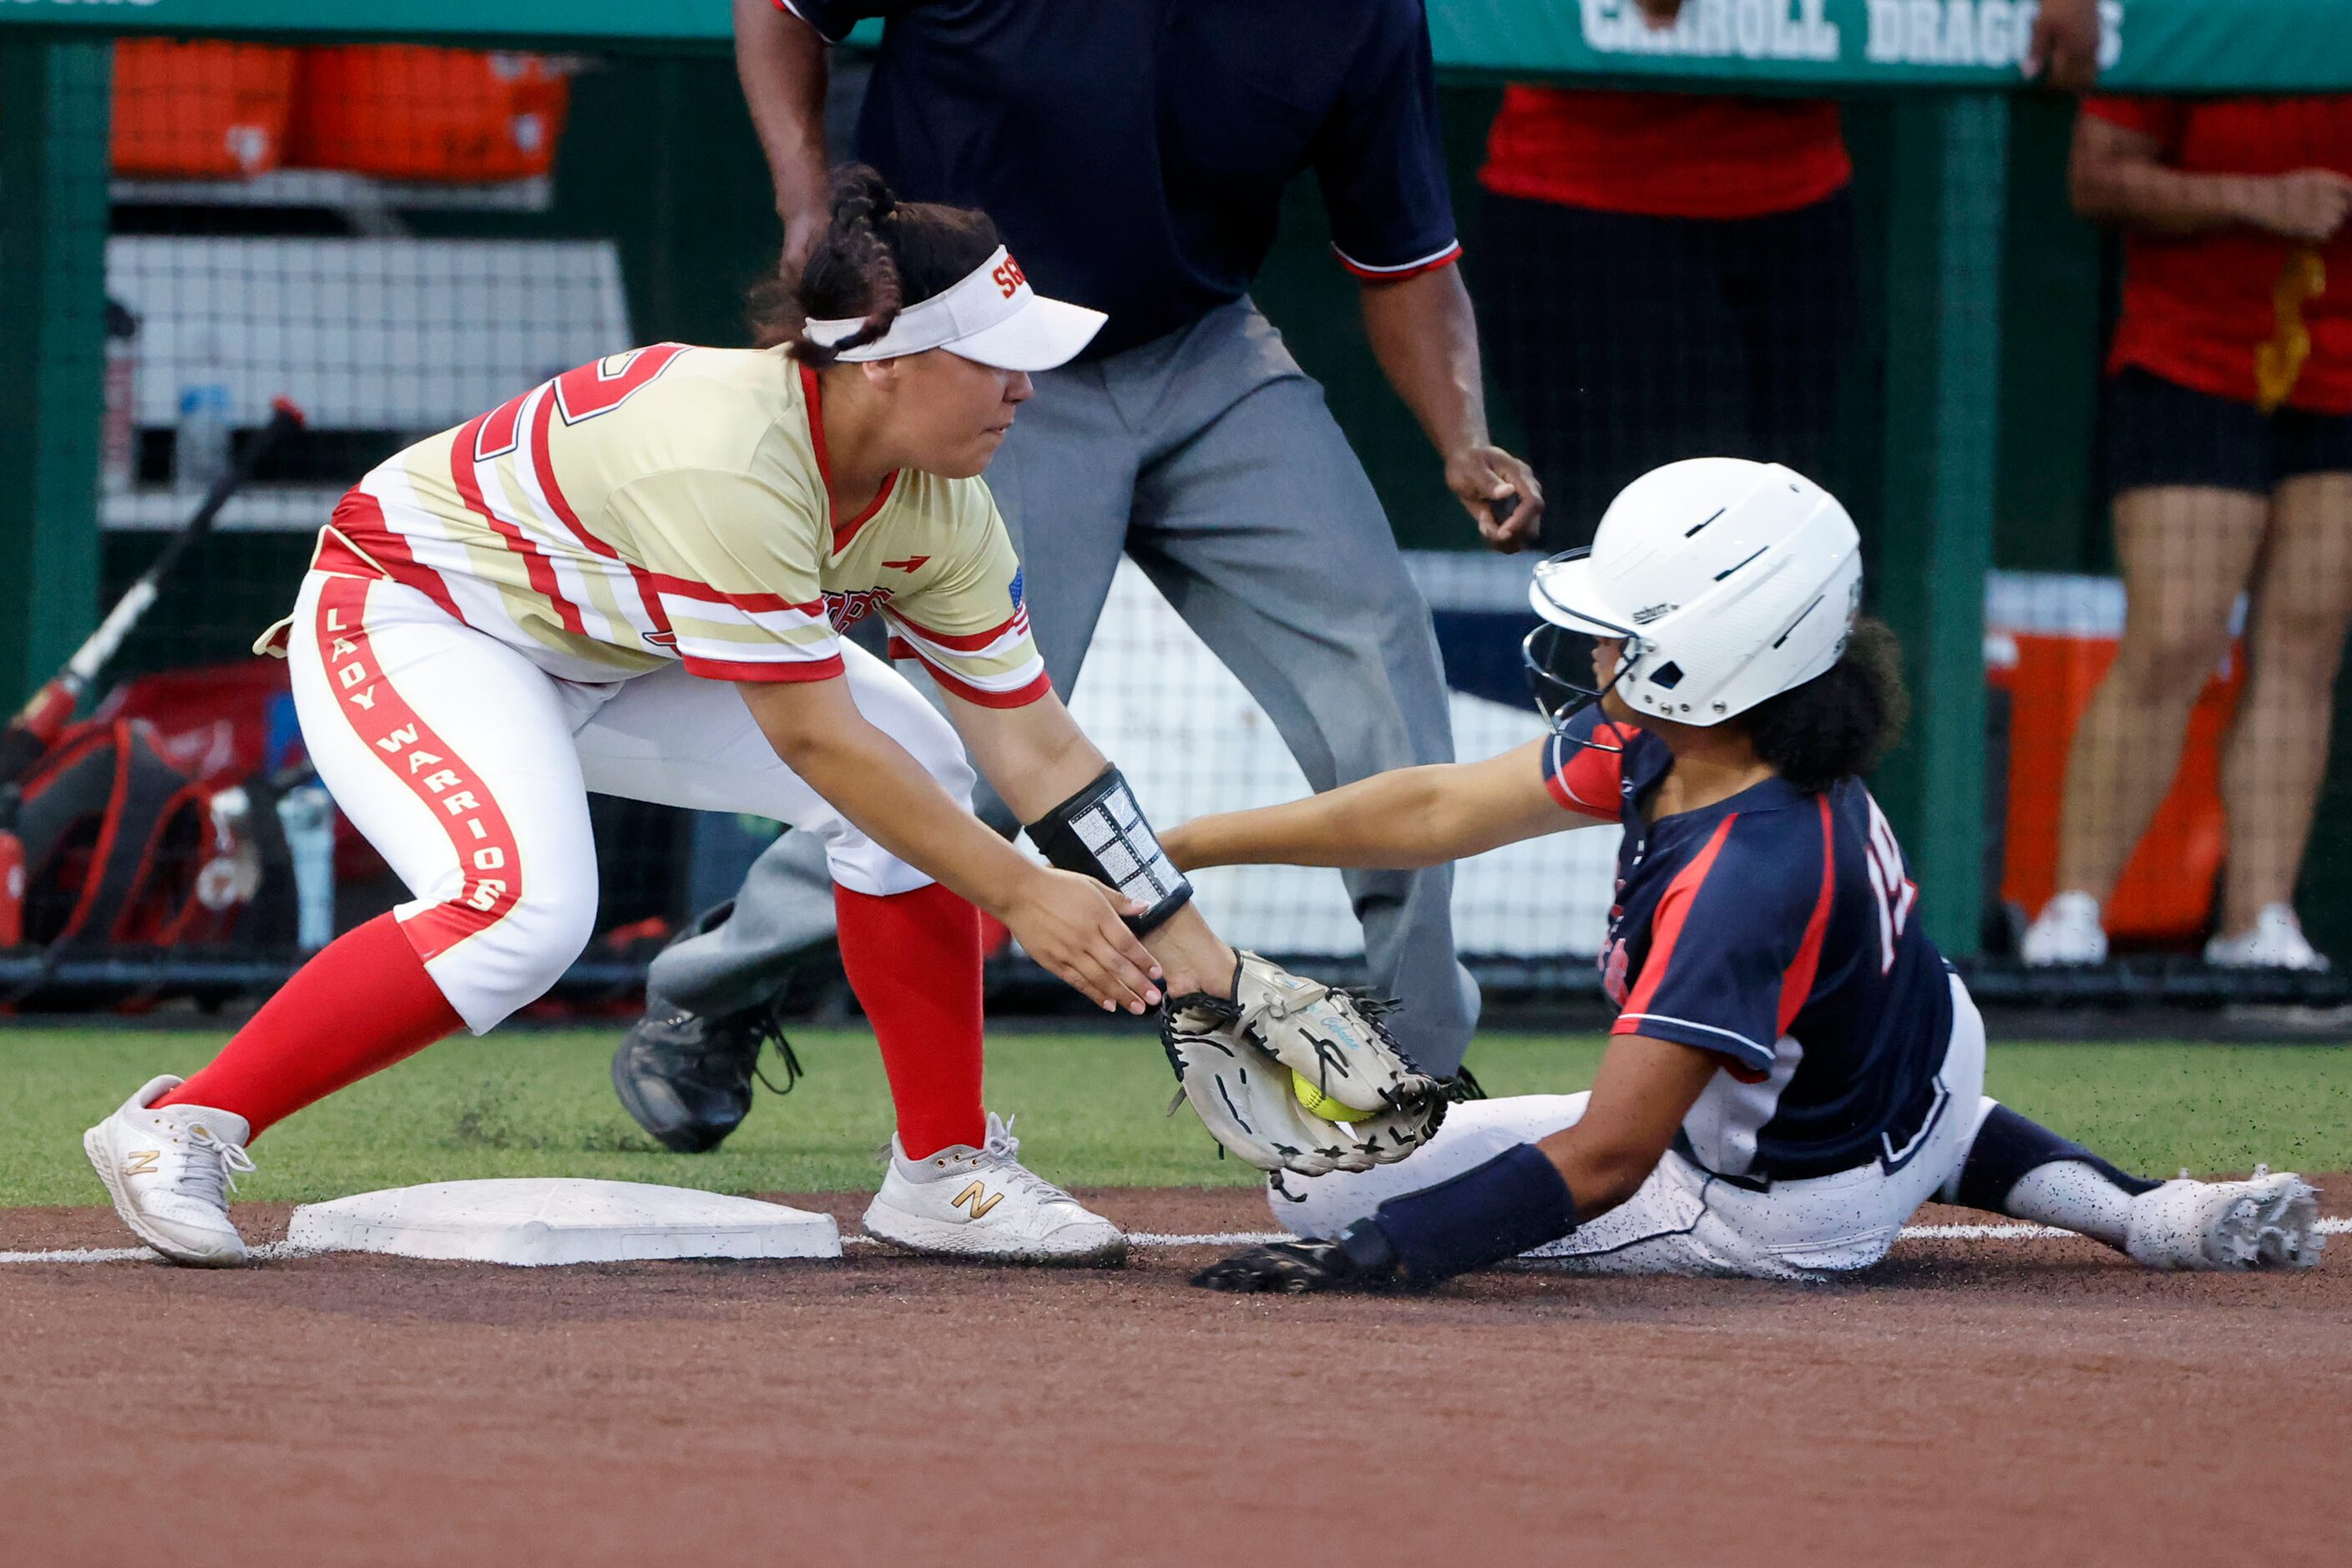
[2125,1167,2324,1271]
[863,1113,1125,1267]
[83,1075,255,1267]
[2021,890,2107,967]
[2204,904,2331,973]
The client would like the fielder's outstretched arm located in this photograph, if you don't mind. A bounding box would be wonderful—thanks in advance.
[941,687,1240,1001]
[740,677,1165,1014]
[1160,738,1605,874]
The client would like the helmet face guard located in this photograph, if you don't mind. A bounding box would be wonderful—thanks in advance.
[1523,548,1641,753]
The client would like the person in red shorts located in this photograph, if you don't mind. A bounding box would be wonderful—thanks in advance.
[2024,96,2352,972]
[1474,0,2099,542]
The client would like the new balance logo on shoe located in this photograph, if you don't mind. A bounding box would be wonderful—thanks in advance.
[125,1151,159,1177]
[862,1115,1125,1263]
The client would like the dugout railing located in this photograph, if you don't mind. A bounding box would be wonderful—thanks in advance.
[3,2,2349,1013]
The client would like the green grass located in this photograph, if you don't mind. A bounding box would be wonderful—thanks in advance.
[3,1026,2349,1207]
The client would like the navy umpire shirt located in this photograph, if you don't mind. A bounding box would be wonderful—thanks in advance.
[779,0,1463,357]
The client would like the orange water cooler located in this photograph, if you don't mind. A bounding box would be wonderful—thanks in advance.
[1989,605,2243,946]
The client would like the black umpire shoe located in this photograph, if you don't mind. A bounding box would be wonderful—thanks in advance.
[611,995,803,1154]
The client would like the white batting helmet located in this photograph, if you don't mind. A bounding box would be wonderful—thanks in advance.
[1525,458,1861,730]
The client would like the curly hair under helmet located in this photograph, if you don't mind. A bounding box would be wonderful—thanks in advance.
[1738,615,1910,795]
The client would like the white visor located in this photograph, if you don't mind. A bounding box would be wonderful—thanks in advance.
[1528,554,1634,636]
[802,246,1106,371]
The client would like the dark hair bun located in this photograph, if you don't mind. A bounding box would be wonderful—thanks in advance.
[748,164,1004,360]
[830,166,898,230]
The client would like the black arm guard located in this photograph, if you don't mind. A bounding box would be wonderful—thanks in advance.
[1366,1143,1579,1284]
[1023,764,1194,935]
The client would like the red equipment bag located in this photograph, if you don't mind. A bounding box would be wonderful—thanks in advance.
[12,716,245,950]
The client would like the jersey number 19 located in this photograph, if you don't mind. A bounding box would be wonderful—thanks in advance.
[1862,794,1919,974]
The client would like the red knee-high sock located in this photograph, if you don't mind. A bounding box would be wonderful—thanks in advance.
[835,883,987,1160]
[154,913,463,1138]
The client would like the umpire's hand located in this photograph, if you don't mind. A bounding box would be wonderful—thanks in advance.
[2024,0,2102,93]
[1447,444,1544,553]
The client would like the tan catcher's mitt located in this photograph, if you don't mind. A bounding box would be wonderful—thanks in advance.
[1160,952,1449,1176]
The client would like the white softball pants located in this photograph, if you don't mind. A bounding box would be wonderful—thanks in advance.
[1271,977,1990,1280]
[290,570,974,1032]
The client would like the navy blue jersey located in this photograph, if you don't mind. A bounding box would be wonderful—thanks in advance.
[1545,709,1955,1181]
[781,0,1460,357]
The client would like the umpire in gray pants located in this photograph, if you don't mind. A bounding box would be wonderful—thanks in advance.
[613,0,1545,1151]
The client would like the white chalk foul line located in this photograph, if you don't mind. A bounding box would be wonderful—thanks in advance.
[1904,1219,2352,1241]
[834,1232,1293,1250]
[5,1219,2344,1267]
[0,1246,154,1264]
[0,1241,312,1266]
[1129,1218,2351,1245]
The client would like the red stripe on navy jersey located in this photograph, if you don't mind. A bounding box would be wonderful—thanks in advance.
[313,574,524,963]
[325,492,469,625]
[1774,796,1838,1037]
[1545,729,1629,819]
[683,652,847,684]
[448,412,586,637]
[1615,813,1738,1028]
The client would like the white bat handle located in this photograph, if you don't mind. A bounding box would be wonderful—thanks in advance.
[65,579,158,685]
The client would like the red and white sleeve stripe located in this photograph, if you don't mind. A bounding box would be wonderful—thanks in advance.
[1331,239,1462,282]
[883,607,1051,709]
[649,574,846,683]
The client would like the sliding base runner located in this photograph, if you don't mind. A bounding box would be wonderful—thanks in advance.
[1171,459,2324,1292]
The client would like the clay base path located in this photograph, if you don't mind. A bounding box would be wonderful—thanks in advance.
[5,1184,2349,1568]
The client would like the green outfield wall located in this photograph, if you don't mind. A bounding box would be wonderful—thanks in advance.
[2,2,2350,91]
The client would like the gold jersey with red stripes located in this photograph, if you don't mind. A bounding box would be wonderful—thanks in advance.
[311,343,1049,708]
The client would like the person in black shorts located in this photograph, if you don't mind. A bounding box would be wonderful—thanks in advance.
[2023,95,2352,971]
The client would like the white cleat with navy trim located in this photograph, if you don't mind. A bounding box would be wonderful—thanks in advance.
[83,1075,255,1267]
[862,1113,1125,1266]
[2125,1167,2323,1271]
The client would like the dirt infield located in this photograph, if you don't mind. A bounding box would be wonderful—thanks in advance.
[6,1186,2349,1568]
